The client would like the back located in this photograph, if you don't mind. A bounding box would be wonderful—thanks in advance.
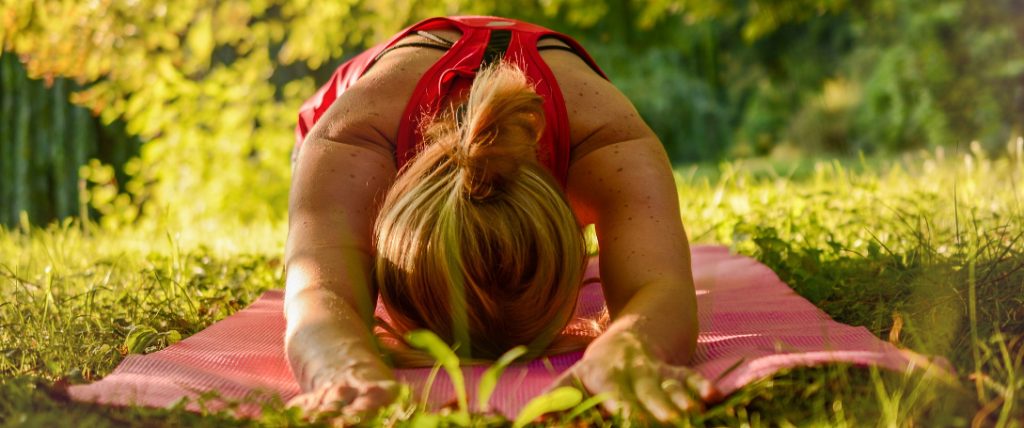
[293,16,609,187]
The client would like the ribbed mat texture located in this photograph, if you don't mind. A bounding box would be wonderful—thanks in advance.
[69,246,944,417]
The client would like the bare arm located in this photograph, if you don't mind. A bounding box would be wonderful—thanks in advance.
[549,55,709,420]
[285,124,395,392]
[284,50,428,412]
[563,72,698,365]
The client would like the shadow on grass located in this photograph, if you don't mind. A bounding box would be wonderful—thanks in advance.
[736,222,1023,426]
[2,207,1020,425]
[0,376,297,427]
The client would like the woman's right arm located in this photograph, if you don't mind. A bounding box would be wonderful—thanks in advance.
[284,79,402,414]
[284,43,454,415]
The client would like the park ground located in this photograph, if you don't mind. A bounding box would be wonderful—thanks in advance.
[2,147,1023,427]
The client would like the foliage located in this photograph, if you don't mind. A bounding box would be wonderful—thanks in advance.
[477,345,527,411]
[403,331,579,426]
[3,0,1022,424]
[2,0,1021,227]
[0,0,616,228]
[405,330,470,425]
[4,0,351,228]
[0,54,140,226]
[2,150,1022,425]
[590,41,734,161]
[846,0,1024,154]
[511,386,583,428]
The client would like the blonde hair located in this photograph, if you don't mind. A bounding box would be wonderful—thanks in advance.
[373,61,590,366]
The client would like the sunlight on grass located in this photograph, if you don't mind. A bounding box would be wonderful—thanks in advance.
[1,144,1022,426]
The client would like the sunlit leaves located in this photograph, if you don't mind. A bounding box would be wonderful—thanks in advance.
[1,0,350,228]
[405,330,470,425]
[7,0,853,229]
[629,0,849,40]
[123,328,158,358]
[184,11,214,72]
[4,0,1021,231]
[5,0,590,228]
[277,0,359,67]
[511,386,583,428]
[477,345,527,411]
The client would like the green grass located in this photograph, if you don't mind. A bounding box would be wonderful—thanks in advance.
[2,143,1022,426]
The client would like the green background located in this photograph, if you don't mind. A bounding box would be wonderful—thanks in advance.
[1,0,1022,228]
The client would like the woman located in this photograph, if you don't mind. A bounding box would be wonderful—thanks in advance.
[285,16,713,422]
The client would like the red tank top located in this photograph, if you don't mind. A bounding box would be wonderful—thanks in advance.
[294,16,608,187]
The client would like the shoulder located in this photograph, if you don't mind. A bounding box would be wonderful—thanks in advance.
[305,43,450,150]
[540,48,654,164]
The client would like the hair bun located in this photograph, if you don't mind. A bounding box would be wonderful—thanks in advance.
[376,61,587,363]
[449,62,546,200]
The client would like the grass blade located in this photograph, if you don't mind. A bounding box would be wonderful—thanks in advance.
[565,392,611,420]
[124,326,159,354]
[476,345,527,411]
[512,386,583,428]
[405,330,469,424]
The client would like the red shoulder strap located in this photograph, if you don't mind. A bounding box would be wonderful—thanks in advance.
[393,20,492,171]
[296,16,609,189]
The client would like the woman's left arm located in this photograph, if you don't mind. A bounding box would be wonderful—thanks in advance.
[559,71,715,420]
[568,130,697,364]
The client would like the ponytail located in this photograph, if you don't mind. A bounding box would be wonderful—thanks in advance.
[425,61,547,200]
[373,61,592,365]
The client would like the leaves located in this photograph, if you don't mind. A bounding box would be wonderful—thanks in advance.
[565,392,611,420]
[511,386,583,428]
[165,330,182,345]
[2,149,1024,424]
[123,326,159,355]
[4,0,1023,228]
[123,327,184,354]
[405,330,469,424]
[477,345,527,411]
[185,11,214,72]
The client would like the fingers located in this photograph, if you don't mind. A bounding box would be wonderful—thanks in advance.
[632,370,680,422]
[551,363,626,419]
[287,383,358,416]
[317,384,359,413]
[289,380,395,421]
[344,380,399,415]
[660,378,698,413]
[625,359,724,423]
[662,365,720,403]
[546,357,720,424]
[596,360,654,422]
[547,366,586,392]
[597,379,635,420]
[286,392,316,410]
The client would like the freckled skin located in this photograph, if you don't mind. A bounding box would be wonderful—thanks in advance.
[286,28,702,419]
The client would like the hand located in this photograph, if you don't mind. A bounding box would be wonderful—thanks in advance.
[547,331,719,423]
[287,364,399,420]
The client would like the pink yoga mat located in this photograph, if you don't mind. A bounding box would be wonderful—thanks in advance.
[69,246,947,418]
